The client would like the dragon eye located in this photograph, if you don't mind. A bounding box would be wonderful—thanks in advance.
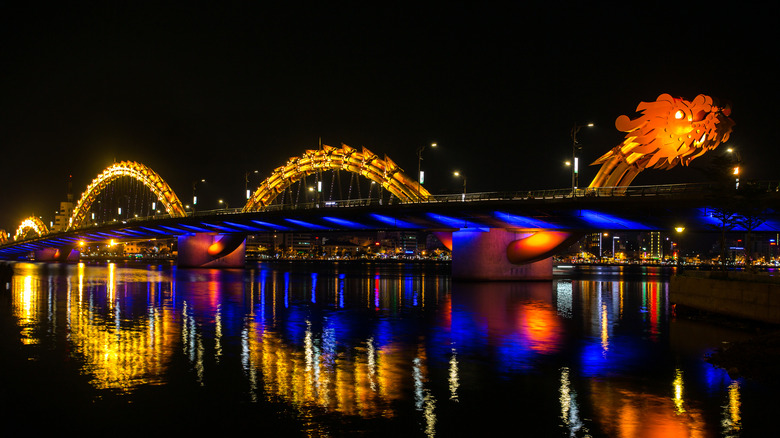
[674,110,684,119]
[692,110,707,122]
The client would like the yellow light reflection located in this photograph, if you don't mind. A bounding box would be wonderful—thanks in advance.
[448,347,459,401]
[560,367,571,424]
[77,262,84,299]
[10,264,179,391]
[673,368,686,413]
[13,273,39,344]
[107,263,116,305]
[722,380,741,435]
[559,366,585,434]
[590,378,707,438]
[246,317,428,420]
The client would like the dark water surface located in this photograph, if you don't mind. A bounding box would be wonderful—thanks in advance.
[1,261,777,436]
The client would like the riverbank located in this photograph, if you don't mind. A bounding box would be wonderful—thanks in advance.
[670,270,780,383]
[704,329,780,384]
[671,270,780,324]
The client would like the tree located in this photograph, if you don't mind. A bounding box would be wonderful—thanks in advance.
[709,207,739,269]
[734,182,770,271]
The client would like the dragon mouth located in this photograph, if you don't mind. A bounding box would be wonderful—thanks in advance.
[693,132,708,147]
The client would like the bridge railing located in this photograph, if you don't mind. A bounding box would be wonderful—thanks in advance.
[425,182,725,202]
[429,181,779,201]
[6,181,779,245]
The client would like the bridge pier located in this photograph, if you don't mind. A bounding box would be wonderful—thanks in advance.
[451,228,559,281]
[34,246,80,262]
[177,233,246,268]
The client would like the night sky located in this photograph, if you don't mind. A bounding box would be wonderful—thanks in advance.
[1,3,777,230]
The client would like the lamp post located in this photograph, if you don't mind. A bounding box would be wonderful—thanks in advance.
[571,123,594,192]
[612,236,619,261]
[245,170,259,200]
[218,199,229,210]
[192,179,206,213]
[453,171,467,201]
[675,226,685,264]
[416,142,437,202]
[726,147,742,189]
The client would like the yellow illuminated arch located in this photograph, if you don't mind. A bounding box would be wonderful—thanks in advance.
[243,144,432,211]
[590,94,734,187]
[15,216,49,241]
[69,161,186,230]
[0,229,8,244]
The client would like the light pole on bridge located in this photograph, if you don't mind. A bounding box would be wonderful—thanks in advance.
[416,142,437,202]
[726,147,741,189]
[192,179,206,213]
[245,170,259,200]
[571,123,594,192]
[453,171,467,201]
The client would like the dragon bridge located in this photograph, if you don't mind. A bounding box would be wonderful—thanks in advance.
[14,216,49,241]
[244,144,431,211]
[69,161,186,230]
[501,93,736,271]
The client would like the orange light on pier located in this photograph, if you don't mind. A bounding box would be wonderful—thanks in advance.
[506,231,577,264]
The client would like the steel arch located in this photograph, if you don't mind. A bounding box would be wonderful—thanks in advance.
[15,216,49,241]
[243,144,432,211]
[69,161,186,230]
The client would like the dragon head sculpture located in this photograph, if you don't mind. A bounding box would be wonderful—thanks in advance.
[589,93,735,187]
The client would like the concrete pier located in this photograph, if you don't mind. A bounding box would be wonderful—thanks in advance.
[451,228,554,281]
[177,233,247,268]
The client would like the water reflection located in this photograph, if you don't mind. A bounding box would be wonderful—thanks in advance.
[3,262,764,435]
[723,380,742,437]
[589,377,708,437]
[559,366,585,435]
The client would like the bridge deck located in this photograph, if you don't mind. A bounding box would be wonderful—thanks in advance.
[2,182,779,257]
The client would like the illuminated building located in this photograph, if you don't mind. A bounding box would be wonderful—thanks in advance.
[52,175,75,232]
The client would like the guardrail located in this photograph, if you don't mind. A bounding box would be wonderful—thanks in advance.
[95,181,780,224]
[5,181,779,244]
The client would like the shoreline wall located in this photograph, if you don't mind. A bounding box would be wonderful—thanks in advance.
[670,271,780,324]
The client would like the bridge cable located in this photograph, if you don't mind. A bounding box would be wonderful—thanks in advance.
[328,169,336,201]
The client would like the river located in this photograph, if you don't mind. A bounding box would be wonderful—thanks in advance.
[0,260,777,436]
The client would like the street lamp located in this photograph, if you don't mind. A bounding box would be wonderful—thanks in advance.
[416,142,437,202]
[612,236,619,260]
[245,170,259,200]
[571,123,594,191]
[726,147,742,189]
[218,199,229,210]
[192,179,206,213]
[453,171,467,201]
